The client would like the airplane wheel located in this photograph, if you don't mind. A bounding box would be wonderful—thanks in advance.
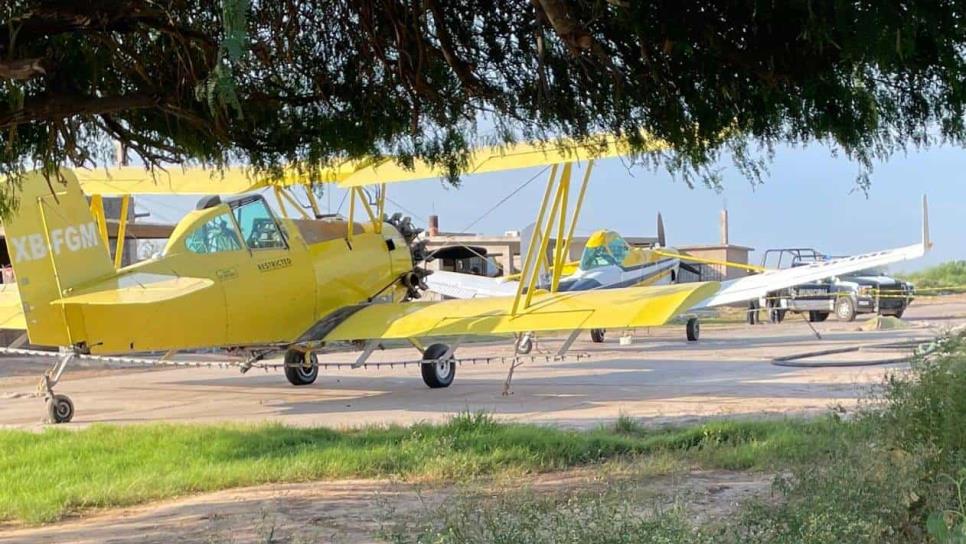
[835,297,856,322]
[590,329,606,343]
[686,318,700,342]
[46,394,74,424]
[421,343,455,388]
[284,350,318,386]
[515,335,533,355]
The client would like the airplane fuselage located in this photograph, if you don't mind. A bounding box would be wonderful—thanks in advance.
[92,201,414,352]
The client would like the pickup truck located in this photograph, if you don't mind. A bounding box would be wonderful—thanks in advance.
[758,249,915,322]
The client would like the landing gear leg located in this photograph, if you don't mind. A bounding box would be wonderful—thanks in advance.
[39,352,75,424]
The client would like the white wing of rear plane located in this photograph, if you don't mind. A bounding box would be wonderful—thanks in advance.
[694,195,932,309]
[425,270,520,299]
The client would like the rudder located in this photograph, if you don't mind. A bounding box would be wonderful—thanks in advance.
[2,169,115,346]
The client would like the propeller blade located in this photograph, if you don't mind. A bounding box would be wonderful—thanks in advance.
[681,262,702,275]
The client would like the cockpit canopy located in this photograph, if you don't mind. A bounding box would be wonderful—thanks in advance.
[579,230,630,270]
[167,195,287,256]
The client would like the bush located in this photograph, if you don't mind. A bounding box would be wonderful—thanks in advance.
[899,261,966,293]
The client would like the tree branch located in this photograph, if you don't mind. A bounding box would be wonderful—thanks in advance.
[0,58,47,81]
[0,94,159,128]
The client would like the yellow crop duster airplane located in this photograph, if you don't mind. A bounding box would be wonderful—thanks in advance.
[0,136,722,423]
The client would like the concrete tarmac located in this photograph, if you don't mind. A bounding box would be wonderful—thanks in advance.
[1,297,963,430]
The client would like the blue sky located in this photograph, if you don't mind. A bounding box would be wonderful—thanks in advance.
[138,143,964,272]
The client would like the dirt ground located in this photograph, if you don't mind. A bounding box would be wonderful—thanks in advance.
[0,469,775,544]
[1,297,964,542]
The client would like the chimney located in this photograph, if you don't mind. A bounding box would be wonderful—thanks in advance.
[115,141,129,166]
[428,214,439,237]
[719,209,729,245]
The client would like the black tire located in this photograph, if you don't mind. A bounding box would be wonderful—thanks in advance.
[835,297,856,322]
[888,308,905,319]
[686,317,700,342]
[590,329,606,343]
[284,350,319,386]
[421,343,455,388]
[810,311,829,322]
[770,309,786,323]
[46,394,74,424]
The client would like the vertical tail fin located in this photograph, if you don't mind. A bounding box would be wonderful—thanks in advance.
[3,169,115,345]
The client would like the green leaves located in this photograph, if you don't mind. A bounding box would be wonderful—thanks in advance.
[0,1,964,202]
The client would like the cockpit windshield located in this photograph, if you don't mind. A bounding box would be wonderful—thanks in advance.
[579,232,630,270]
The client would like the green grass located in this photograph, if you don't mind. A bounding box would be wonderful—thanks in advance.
[898,260,966,293]
[392,333,966,544]
[0,413,845,524]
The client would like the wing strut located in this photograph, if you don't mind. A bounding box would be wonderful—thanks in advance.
[510,160,594,315]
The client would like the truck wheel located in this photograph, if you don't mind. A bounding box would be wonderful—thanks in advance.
[685,318,700,342]
[835,297,856,322]
[889,308,905,319]
[808,311,830,323]
[590,329,606,343]
[770,309,786,323]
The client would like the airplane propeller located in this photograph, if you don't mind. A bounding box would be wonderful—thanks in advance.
[656,212,701,276]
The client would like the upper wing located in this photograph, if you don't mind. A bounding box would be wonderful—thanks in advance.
[306,281,718,342]
[425,270,520,299]
[73,165,353,196]
[338,134,661,188]
[0,284,26,330]
[70,134,658,195]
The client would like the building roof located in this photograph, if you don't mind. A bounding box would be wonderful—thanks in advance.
[678,243,755,252]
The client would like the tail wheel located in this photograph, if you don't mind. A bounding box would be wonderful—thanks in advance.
[284,350,319,386]
[590,329,606,343]
[421,343,455,388]
[686,318,700,342]
[835,297,857,321]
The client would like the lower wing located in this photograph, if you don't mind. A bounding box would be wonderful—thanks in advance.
[695,195,931,309]
[302,281,719,342]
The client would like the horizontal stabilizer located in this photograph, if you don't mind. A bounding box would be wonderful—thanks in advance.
[52,273,214,306]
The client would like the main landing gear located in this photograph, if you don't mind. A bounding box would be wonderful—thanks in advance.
[40,352,75,424]
[515,333,533,355]
[686,317,700,342]
[589,319,699,345]
[420,343,456,388]
[282,343,458,389]
[283,349,319,386]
